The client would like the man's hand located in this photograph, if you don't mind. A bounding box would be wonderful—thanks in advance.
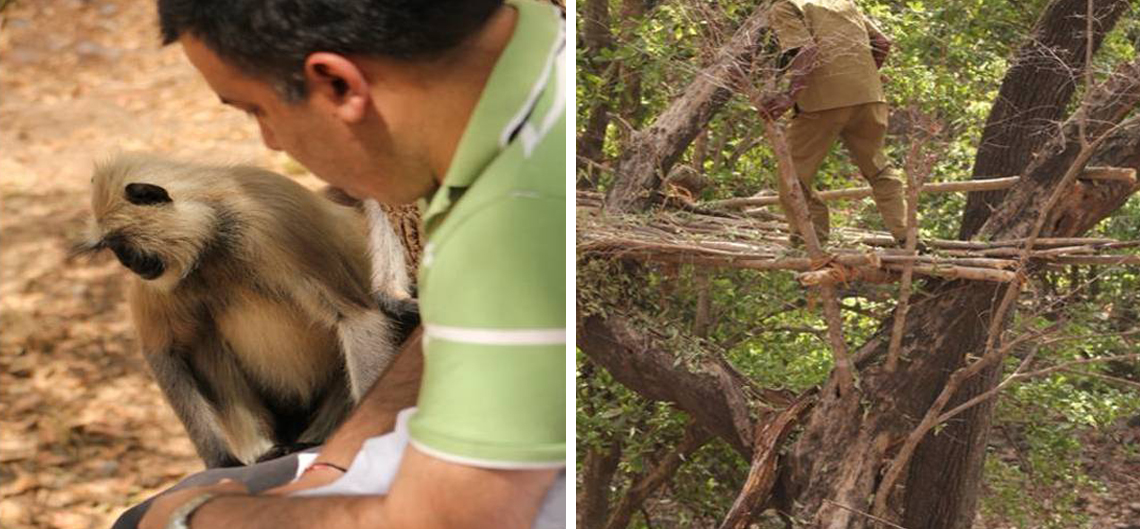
[869,28,892,69]
[759,93,795,120]
[138,480,248,529]
[761,44,816,120]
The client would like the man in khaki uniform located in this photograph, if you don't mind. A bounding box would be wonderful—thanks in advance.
[763,0,907,245]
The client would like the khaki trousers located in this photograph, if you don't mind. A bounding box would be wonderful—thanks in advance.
[780,102,906,243]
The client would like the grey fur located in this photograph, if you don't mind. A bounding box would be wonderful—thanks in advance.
[83,153,407,467]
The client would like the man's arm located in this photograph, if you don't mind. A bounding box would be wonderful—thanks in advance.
[760,44,818,119]
[864,16,891,69]
[761,1,819,118]
[314,328,423,461]
[268,328,424,494]
[187,449,556,529]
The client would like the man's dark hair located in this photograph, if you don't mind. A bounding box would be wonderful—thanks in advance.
[158,0,504,101]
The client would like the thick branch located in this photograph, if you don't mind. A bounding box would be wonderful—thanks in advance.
[959,0,1132,239]
[605,4,772,213]
[578,314,756,454]
[719,398,812,529]
[705,167,1134,209]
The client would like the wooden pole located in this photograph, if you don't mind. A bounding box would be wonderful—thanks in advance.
[706,166,1136,209]
[760,116,856,397]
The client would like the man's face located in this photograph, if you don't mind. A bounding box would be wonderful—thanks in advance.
[179,35,435,204]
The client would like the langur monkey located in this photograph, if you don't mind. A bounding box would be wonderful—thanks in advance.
[75,153,415,468]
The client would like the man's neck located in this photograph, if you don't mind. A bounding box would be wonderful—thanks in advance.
[412,5,519,184]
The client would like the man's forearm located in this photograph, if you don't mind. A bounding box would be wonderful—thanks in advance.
[187,447,557,529]
[190,494,386,528]
[317,329,424,467]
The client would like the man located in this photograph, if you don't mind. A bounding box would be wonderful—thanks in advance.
[763,0,908,246]
[120,1,567,528]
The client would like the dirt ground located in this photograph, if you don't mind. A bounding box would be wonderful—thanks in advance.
[0,1,319,527]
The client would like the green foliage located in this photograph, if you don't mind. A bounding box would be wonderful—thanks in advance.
[578,0,1140,525]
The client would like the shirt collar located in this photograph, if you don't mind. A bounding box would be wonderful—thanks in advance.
[421,0,564,232]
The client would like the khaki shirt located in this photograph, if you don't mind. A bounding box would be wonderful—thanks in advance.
[768,0,885,112]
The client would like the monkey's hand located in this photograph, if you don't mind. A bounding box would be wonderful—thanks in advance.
[375,293,420,344]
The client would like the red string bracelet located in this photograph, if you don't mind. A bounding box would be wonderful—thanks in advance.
[304,462,347,474]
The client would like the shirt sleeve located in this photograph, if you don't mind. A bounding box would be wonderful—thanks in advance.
[408,194,566,469]
[769,1,814,52]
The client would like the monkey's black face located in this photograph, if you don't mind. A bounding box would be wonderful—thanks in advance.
[103,235,166,280]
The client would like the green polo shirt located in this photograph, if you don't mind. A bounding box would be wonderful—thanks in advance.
[769,0,885,112]
[407,0,566,469]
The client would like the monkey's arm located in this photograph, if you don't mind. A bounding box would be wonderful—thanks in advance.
[292,329,423,476]
[144,350,241,468]
[335,308,400,402]
[375,293,420,344]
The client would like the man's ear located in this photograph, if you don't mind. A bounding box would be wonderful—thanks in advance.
[304,52,371,123]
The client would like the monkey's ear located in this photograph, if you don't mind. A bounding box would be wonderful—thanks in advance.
[125,183,172,206]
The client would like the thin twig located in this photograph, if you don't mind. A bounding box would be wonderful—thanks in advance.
[823,499,911,529]
[936,353,1140,425]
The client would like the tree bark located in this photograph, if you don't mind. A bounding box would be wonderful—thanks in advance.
[902,113,1140,529]
[957,0,1131,240]
[578,441,623,529]
[578,314,755,455]
[577,0,615,180]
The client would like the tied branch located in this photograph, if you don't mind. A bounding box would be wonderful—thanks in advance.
[734,69,856,399]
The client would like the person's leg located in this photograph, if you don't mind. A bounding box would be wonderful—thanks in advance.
[111,451,306,529]
[839,102,907,241]
[785,107,848,244]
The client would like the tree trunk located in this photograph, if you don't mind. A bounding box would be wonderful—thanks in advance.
[578,441,623,529]
[903,117,1140,529]
[905,0,1134,524]
[786,55,1140,525]
[957,0,1131,240]
[577,0,615,181]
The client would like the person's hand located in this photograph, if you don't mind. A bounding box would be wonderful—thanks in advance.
[138,479,248,529]
[264,463,346,495]
[759,93,794,120]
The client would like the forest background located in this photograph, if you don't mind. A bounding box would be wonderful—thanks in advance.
[576,0,1140,528]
